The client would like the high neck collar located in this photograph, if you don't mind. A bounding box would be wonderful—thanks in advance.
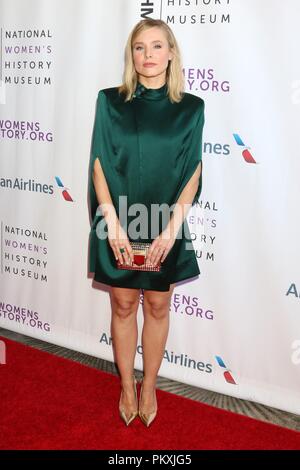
[133,81,168,100]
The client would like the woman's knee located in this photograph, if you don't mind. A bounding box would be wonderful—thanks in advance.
[143,286,175,319]
[110,287,140,319]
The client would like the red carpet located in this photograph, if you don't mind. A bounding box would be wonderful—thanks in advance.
[0,335,299,450]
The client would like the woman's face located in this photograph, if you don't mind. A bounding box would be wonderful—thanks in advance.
[132,27,173,82]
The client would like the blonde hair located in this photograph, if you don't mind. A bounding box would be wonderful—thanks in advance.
[118,19,185,104]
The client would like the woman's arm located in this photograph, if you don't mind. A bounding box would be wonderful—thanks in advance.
[168,161,202,238]
[145,162,202,267]
[92,157,118,225]
[92,157,133,264]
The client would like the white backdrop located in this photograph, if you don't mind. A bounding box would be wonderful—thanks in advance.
[1,0,300,415]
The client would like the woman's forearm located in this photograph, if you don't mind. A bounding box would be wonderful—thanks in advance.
[168,162,202,237]
[92,157,118,225]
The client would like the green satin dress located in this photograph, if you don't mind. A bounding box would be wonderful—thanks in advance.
[88,80,205,291]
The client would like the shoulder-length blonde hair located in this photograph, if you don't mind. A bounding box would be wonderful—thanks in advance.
[118,19,185,104]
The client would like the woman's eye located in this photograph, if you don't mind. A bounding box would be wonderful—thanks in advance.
[134,44,162,51]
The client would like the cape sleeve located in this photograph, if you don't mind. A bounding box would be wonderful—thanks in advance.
[175,99,205,207]
[88,90,112,227]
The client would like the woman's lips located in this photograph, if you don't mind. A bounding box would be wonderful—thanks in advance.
[143,63,156,67]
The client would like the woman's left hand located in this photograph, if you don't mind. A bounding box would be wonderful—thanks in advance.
[145,226,177,266]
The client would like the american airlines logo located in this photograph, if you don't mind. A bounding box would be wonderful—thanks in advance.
[233,133,257,164]
[215,355,237,385]
[0,176,74,202]
[54,176,74,202]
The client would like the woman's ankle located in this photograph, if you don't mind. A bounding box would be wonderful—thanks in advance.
[121,374,136,389]
[141,376,157,389]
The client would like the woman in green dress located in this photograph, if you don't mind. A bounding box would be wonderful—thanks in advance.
[89,18,205,427]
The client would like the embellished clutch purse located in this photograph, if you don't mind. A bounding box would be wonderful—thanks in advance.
[116,241,161,272]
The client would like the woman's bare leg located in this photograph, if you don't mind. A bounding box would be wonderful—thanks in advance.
[141,283,175,413]
[110,286,140,414]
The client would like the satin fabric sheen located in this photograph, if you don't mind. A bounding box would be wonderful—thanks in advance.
[88,81,205,291]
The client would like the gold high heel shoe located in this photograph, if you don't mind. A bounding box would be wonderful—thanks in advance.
[138,379,157,427]
[119,375,138,426]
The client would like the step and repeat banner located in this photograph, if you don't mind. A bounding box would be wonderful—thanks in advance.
[1,0,300,415]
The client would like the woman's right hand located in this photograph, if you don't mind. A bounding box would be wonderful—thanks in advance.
[107,219,134,265]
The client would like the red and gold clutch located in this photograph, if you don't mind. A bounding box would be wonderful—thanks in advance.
[116,241,161,272]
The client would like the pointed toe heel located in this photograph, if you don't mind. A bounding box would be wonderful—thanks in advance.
[119,375,138,426]
[138,379,158,427]
[139,409,157,427]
